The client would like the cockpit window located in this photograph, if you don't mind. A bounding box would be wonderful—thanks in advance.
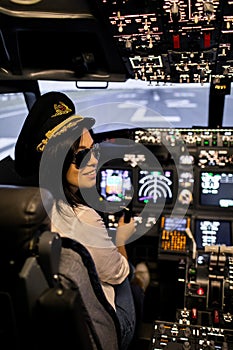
[39,80,212,133]
[0,93,28,161]
[0,80,232,161]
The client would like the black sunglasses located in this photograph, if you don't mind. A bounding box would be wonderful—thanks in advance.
[72,143,100,169]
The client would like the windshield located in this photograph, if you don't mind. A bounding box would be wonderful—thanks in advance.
[0,80,232,161]
[38,80,233,132]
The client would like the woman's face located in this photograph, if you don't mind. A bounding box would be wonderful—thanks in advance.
[66,128,98,191]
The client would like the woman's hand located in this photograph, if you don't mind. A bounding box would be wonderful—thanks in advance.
[116,215,136,246]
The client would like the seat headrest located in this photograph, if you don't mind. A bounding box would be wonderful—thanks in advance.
[0,185,54,250]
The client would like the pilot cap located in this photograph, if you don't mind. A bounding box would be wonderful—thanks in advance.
[14,91,95,177]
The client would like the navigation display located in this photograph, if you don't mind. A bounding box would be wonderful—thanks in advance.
[137,169,173,205]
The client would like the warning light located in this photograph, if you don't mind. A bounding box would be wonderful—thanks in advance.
[213,310,220,324]
[197,287,205,296]
[173,34,180,49]
[191,308,197,319]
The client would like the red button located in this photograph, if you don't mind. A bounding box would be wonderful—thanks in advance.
[197,287,205,296]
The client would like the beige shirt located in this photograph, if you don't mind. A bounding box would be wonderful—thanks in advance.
[51,200,130,309]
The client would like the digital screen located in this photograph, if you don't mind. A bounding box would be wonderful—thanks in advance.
[162,216,189,232]
[195,219,232,250]
[159,216,191,254]
[137,169,173,204]
[200,171,233,208]
[98,168,133,203]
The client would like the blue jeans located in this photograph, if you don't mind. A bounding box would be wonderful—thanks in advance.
[115,278,136,350]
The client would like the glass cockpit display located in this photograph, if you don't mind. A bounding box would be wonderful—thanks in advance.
[99,168,133,203]
[200,171,233,208]
[195,219,232,250]
[137,169,173,205]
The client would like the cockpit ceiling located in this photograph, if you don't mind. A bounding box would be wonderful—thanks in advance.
[0,0,233,84]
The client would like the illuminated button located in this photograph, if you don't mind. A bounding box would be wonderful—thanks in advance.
[196,287,205,296]
[203,140,209,146]
[213,310,220,324]
[191,308,197,319]
[189,267,196,276]
[223,141,228,147]
[212,140,217,146]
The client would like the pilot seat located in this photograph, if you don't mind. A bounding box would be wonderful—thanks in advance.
[0,185,121,350]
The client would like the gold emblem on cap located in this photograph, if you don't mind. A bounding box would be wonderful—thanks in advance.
[36,115,84,152]
[51,101,72,117]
